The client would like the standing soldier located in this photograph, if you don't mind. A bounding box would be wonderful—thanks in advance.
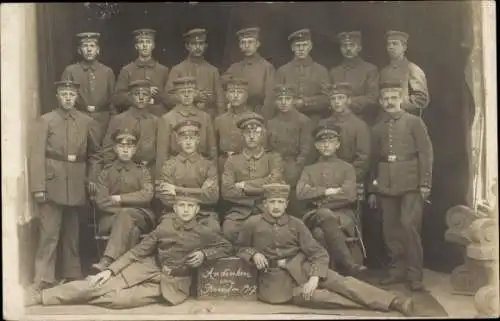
[221,112,284,243]
[235,183,414,316]
[319,83,371,187]
[164,28,225,118]
[267,84,313,216]
[367,82,433,291]
[226,27,276,119]
[276,29,330,127]
[61,32,115,141]
[113,29,170,117]
[330,31,379,125]
[214,74,252,174]
[92,128,155,273]
[100,80,160,181]
[156,119,220,230]
[296,124,366,275]
[379,31,429,117]
[28,80,101,291]
[156,76,217,179]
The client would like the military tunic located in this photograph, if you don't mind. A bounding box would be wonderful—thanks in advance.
[379,57,429,115]
[61,61,116,141]
[29,108,101,285]
[319,111,371,182]
[276,57,330,124]
[95,160,155,260]
[164,57,225,117]
[329,57,379,117]
[369,110,433,282]
[235,213,397,310]
[40,215,232,308]
[226,53,276,119]
[213,105,250,173]
[99,107,159,178]
[155,105,217,178]
[296,156,359,268]
[113,59,170,116]
[221,148,284,242]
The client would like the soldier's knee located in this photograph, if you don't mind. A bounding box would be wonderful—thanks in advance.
[222,219,239,242]
[115,209,137,225]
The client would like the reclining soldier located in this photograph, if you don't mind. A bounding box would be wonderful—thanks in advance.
[92,128,155,272]
[296,124,366,275]
[156,119,220,231]
[235,183,414,316]
[24,193,233,309]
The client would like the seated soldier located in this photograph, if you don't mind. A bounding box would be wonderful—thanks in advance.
[156,119,220,230]
[296,124,366,275]
[221,111,284,243]
[24,192,233,309]
[236,183,414,316]
[92,128,155,272]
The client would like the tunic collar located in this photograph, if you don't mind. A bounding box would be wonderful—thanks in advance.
[242,53,262,65]
[113,159,135,172]
[292,56,313,67]
[177,152,201,164]
[134,58,156,68]
[173,217,197,230]
[262,212,289,226]
[383,110,405,122]
[329,109,352,123]
[389,56,409,69]
[229,104,250,115]
[275,108,299,120]
[175,105,199,117]
[318,155,339,163]
[186,55,206,64]
[80,60,99,71]
[56,107,77,119]
[128,106,151,119]
[243,147,265,160]
[341,56,362,70]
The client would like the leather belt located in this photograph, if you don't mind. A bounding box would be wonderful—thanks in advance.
[379,153,417,163]
[162,265,191,277]
[46,151,86,163]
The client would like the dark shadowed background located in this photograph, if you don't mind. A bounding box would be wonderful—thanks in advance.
[24,2,475,283]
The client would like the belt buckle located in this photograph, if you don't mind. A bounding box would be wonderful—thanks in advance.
[87,105,96,112]
[388,155,397,162]
[67,154,77,162]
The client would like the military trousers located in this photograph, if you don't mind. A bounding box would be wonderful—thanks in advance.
[223,205,263,243]
[379,192,424,282]
[34,202,82,285]
[40,270,161,309]
[86,111,110,144]
[98,208,153,260]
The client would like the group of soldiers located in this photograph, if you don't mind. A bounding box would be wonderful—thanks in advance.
[25,25,433,315]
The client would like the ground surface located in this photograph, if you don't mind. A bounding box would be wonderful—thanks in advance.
[24,269,476,319]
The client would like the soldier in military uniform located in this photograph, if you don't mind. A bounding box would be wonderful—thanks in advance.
[221,112,284,243]
[267,84,313,217]
[276,29,330,127]
[61,32,116,141]
[164,28,225,118]
[24,193,233,308]
[329,31,379,125]
[28,80,102,291]
[99,80,160,181]
[156,76,217,181]
[235,183,414,316]
[156,119,219,230]
[113,29,170,116]
[214,74,252,174]
[367,81,433,291]
[225,27,276,119]
[379,31,429,117]
[296,124,366,275]
[319,83,371,185]
[92,128,155,272]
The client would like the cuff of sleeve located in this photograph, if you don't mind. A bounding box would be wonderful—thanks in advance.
[309,263,328,279]
[201,248,216,261]
[107,263,120,276]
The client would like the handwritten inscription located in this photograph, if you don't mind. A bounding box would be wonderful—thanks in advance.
[197,257,258,300]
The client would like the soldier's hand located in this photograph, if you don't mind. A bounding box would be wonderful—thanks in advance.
[150,86,160,96]
[186,251,205,267]
[302,276,319,301]
[420,187,431,201]
[110,195,121,205]
[324,187,341,196]
[88,270,112,288]
[252,253,268,270]
[367,194,377,209]
[33,191,47,203]
[161,183,177,196]
[235,181,246,189]
[88,182,98,196]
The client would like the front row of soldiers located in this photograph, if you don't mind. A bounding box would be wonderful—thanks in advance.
[27,72,432,313]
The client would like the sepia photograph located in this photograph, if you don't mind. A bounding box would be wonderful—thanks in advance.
[1,1,498,320]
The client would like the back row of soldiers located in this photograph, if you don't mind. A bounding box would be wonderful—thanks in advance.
[28,26,433,301]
